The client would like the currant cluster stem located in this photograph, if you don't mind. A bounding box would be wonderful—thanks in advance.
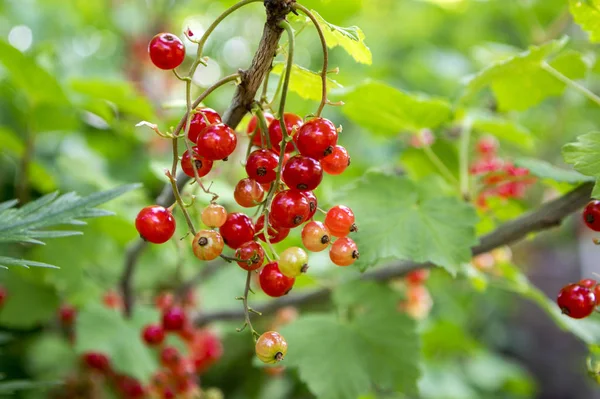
[459,119,473,200]
[541,62,600,108]
[238,270,261,341]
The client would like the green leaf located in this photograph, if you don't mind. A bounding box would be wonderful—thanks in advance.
[337,80,452,136]
[461,38,588,111]
[514,158,594,184]
[471,114,535,150]
[26,334,77,380]
[0,257,58,269]
[271,63,342,101]
[0,380,61,394]
[562,132,600,178]
[334,172,478,275]
[569,0,600,43]
[75,304,159,383]
[311,10,372,65]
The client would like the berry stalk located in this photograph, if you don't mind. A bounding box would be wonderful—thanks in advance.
[459,119,473,200]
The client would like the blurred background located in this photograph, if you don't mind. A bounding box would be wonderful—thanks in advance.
[0,0,599,398]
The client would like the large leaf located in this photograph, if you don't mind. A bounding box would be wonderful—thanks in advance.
[514,158,594,184]
[75,304,159,383]
[311,10,372,65]
[334,172,478,275]
[562,132,600,178]
[569,0,600,43]
[337,81,452,136]
[471,114,535,150]
[271,63,342,101]
[461,38,588,111]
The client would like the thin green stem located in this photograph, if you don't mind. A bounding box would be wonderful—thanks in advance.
[541,62,600,108]
[166,170,197,236]
[459,119,473,200]
[422,145,459,185]
[238,270,260,341]
[268,70,286,112]
[256,108,272,149]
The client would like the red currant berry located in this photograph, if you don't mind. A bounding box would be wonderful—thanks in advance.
[269,190,310,229]
[234,178,265,208]
[278,247,309,278]
[219,213,255,249]
[476,135,499,156]
[160,346,181,369]
[59,304,77,325]
[0,286,6,308]
[82,352,111,372]
[195,123,237,161]
[259,262,295,297]
[583,200,600,232]
[302,191,318,220]
[192,230,224,261]
[325,205,356,237]
[330,237,359,267]
[246,149,279,184]
[190,330,223,373]
[117,375,146,399]
[235,241,265,271]
[155,291,174,311]
[181,147,213,178]
[162,306,187,331]
[579,278,597,288]
[148,33,185,70]
[282,155,323,191]
[301,221,331,252]
[595,285,600,305]
[102,290,123,310]
[135,205,176,244]
[268,113,303,153]
[187,108,221,143]
[142,324,165,346]
[321,145,350,175]
[256,331,288,364]
[255,215,290,244]
[201,204,227,228]
[295,117,338,160]
[248,112,274,147]
[406,269,430,285]
[557,283,596,319]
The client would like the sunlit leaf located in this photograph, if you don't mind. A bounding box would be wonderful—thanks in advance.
[271,63,342,101]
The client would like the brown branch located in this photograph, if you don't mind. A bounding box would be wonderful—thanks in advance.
[194,181,594,325]
[120,0,293,317]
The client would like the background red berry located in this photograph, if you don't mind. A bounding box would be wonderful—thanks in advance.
[162,306,187,331]
[142,324,165,346]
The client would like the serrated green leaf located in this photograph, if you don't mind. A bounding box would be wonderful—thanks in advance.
[563,132,600,178]
[337,81,452,136]
[472,114,535,150]
[334,172,478,275]
[569,0,600,42]
[75,304,159,383]
[271,63,342,101]
[311,10,372,65]
[514,158,594,184]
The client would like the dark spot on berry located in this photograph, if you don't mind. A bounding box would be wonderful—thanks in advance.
[164,34,175,42]
[309,202,316,212]
[194,160,203,170]
[297,183,308,190]
[139,234,148,242]
[352,250,360,259]
[350,223,358,233]
[586,213,595,224]
[198,237,209,246]
[323,146,334,157]
[300,264,309,273]
[320,235,330,244]
[222,157,229,162]
[257,166,267,176]
[561,306,570,316]
[284,287,293,295]
[293,215,303,225]
[275,352,284,361]
[347,157,351,166]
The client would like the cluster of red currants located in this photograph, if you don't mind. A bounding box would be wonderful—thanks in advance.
[398,269,433,320]
[470,136,535,208]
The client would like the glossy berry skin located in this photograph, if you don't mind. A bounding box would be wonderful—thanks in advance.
[302,221,331,252]
[557,283,596,319]
[282,155,323,191]
[142,324,165,346]
[187,108,221,144]
[234,178,265,208]
[406,269,430,285]
[135,206,176,244]
[256,331,288,364]
[302,191,318,220]
[248,112,274,147]
[259,262,295,297]
[330,237,359,267]
[246,149,279,184]
[579,278,598,289]
[269,190,310,229]
[255,215,289,244]
[235,241,265,271]
[268,113,303,153]
[162,306,187,332]
[195,123,237,161]
[583,200,600,232]
[160,346,181,368]
[321,145,350,175]
[181,147,213,178]
[219,213,255,249]
[295,117,338,160]
[201,204,227,228]
[82,352,111,372]
[59,304,77,325]
[148,33,185,70]
[278,247,309,278]
[325,205,356,237]
[192,230,224,261]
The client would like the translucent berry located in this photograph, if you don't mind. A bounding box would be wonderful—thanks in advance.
[557,283,596,319]
[59,303,77,325]
[82,352,111,372]
[160,346,181,368]
[135,205,176,244]
[278,247,309,278]
[148,33,185,70]
[268,113,303,153]
[583,200,600,232]
[255,215,290,244]
[192,230,224,261]
[330,237,359,267]
[162,306,187,331]
[235,241,265,271]
[579,278,597,289]
[246,149,279,184]
[201,204,227,228]
[405,269,430,285]
[476,135,499,155]
[117,375,146,399]
[282,155,323,191]
[187,108,221,143]
[301,221,331,252]
[259,262,295,297]
[142,324,165,346]
[321,145,350,175]
[219,213,255,249]
[255,331,288,364]
[234,178,265,208]
[325,205,356,237]
[195,123,237,161]
[302,191,318,220]
[269,190,310,229]
[248,112,274,147]
[181,147,213,178]
[295,117,338,159]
